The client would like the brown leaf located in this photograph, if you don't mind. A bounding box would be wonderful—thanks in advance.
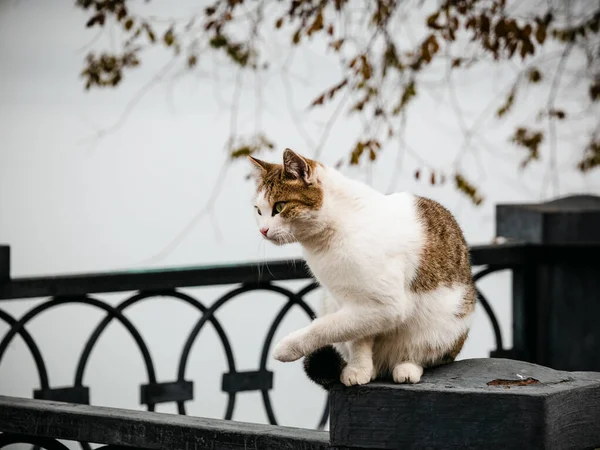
[577,139,600,172]
[487,378,540,387]
[231,146,253,159]
[511,127,544,168]
[329,39,344,51]
[528,68,542,83]
[426,11,440,29]
[454,173,484,205]
[311,94,325,107]
[163,28,175,46]
[86,13,105,28]
[535,24,547,44]
[548,109,566,119]
[479,14,490,34]
[143,23,156,42]
[307,9,324,36]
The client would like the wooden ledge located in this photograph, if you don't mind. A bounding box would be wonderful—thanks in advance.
[330,358,600,449]
[0,395,329,450]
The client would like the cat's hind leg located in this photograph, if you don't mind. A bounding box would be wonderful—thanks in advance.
[392,361,423,384]
[340,337,375,386]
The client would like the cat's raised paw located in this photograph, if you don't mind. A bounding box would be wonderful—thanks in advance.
[272,330,307,362]
[392,362,423,384]
[340,365,372,386]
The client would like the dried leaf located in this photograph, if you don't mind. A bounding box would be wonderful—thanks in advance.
[231,146,253,159]
[329,39,344,51]
[528,68,542,83]
[577,139,600,172]
[487,377,540,387]
[497,86,516,118]
[454,173,484,205]
[511,127,544,168]
[86,13,105,28]
[163,28,175,46]
[535,23,547,44]
[548,109,566,119]
[143,23,156,42]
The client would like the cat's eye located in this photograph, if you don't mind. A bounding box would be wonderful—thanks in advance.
[254,206,262,216]
[272,202,286,215]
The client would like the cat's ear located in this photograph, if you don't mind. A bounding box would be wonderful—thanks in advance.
[283,148,312,184]
[248,155,274,178]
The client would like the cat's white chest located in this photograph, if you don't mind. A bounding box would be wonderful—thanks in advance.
[302,249,349,290]
[301,192,422,304]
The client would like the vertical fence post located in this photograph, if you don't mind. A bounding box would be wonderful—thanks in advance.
[328,358,600,449]
[497,194,600,371]
[0,245,9,283]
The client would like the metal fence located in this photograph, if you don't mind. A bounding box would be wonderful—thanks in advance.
[0,242,592,449]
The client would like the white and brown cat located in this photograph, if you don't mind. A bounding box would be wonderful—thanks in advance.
[249,148,475,387]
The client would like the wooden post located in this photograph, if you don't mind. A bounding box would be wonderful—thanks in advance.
[497,194,600,371]
[329,358,600,449]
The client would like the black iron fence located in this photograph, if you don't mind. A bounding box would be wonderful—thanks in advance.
[1,240,600,449]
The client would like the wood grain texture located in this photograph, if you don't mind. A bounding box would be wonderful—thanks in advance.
[330,358,600,450]
[0,395,329,450]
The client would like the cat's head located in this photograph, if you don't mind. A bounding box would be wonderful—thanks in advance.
[248,148,324,245]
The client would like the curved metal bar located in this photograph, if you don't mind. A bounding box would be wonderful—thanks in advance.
[75,290,235,415]
[472,265,511,283]
[0,433,70,450]
[295,281,320,311]
[472,266,510,352]
[0,309,50,389]
[293,281,330,430]
[476,288,504,351]
[259,299,309,426]
[257,283,320,428]
[177,282,315,420]
[0,296,157,388]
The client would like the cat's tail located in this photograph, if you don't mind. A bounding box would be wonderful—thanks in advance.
[302,345,346,390]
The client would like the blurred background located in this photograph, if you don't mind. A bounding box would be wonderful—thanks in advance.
[0,0,598,434]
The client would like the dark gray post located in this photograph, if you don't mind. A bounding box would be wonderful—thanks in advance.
[496,195,600,371]
[329,358,600,450]
[0,245,9,283]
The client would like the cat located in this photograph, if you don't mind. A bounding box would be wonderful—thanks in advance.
[248,148,476,387]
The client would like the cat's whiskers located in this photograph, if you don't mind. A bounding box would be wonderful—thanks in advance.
[256,239,266,280]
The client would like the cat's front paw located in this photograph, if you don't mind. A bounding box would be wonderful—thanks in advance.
[340,364,373,386]
[392,362,423,384]
[273,330,308,362]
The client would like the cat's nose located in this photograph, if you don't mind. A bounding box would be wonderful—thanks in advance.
[260,227,269,237]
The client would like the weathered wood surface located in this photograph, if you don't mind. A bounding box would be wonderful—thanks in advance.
[330,358,600,450]
[0,395,329,450]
